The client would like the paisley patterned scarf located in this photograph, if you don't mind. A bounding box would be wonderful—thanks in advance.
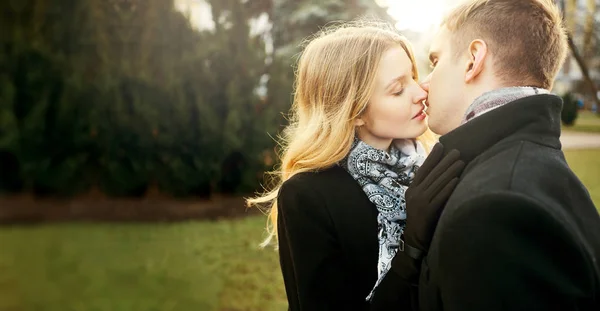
[340,138,426,300]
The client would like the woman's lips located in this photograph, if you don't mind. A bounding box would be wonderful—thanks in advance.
[413,107,426,120]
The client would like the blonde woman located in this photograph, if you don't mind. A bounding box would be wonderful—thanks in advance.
[248,22,464,310]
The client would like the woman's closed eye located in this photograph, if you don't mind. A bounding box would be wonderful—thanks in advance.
[392,88,405,96]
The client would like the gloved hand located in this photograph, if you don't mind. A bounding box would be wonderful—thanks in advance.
[402,142,465,256]
[370,143,465,308]
[392,143,465,281]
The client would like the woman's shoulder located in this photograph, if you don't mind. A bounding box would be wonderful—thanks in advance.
[277,167,338,218]
[278,165,360,220]
[281,165,353,191]
[279,165,361,204]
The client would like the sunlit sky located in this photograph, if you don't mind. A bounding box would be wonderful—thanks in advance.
[175,0,461,34]
[376,0,460,33]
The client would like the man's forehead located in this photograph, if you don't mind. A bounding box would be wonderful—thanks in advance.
[429,27,450,55]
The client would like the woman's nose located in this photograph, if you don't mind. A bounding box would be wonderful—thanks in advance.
[414,84,428,104]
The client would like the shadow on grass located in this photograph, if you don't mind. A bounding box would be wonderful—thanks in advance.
[0,192,262,225]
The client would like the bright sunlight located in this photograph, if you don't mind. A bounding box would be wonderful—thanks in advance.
[376,0,460,33]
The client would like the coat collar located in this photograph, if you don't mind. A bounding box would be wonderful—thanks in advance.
[439,94,563,163]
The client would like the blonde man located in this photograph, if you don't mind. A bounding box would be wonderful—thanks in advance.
[382,0,600,310]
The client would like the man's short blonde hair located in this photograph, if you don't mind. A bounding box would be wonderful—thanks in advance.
[443,0,568,89]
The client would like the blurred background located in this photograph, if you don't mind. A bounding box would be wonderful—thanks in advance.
[0,0,598,310]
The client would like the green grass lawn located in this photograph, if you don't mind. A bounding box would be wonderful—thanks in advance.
[563,110,600,133]
[0,217,288,311]
[564,149,600,209]
[0,149,598,311]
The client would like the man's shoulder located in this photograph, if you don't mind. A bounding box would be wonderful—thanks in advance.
[443,139,598,237]
[444,140,587,224]
[453,140,569,197]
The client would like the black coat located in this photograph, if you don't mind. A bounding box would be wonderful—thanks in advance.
[416,94,600,311]
[277,164,383,311]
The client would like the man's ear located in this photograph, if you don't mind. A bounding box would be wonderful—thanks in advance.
[465,39,488,83]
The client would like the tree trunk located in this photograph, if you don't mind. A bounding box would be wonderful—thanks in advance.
[583,0,596,59]
[567,33,600,111]
[559,0,599,112]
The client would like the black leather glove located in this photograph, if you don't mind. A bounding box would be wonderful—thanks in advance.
[391,143,465,281]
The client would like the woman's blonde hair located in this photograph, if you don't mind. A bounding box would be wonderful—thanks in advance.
[247,20,437,247]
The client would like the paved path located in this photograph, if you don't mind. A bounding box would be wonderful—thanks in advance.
[560,132,600,149]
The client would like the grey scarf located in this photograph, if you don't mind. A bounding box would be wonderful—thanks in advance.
[340,138,426,300]
[462,86,550,124]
